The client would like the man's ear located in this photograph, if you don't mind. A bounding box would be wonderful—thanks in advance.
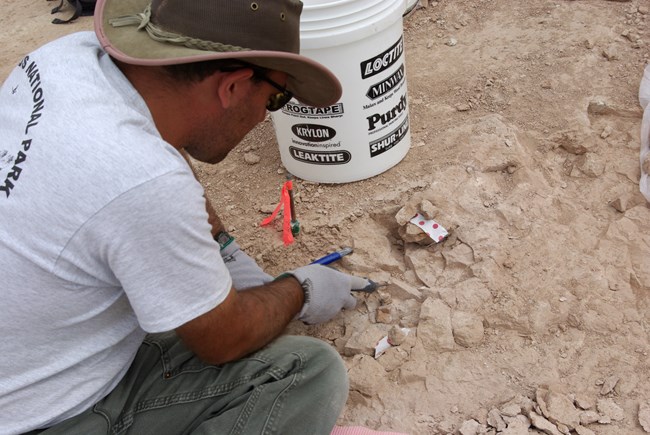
[215,68,255,109]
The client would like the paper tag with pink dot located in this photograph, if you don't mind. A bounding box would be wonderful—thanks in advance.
[409,213,449,243]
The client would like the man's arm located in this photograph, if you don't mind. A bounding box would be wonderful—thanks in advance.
[180,149,224,236]
[176,276,303,365]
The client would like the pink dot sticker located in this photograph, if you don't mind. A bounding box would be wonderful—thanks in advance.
[433,223,439,229]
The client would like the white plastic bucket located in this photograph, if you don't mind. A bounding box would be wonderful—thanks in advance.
[271,0,411,183]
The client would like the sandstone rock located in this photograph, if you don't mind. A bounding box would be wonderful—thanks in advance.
[574,394,594,410]
[501,404,522,417]
[376,305,394,324]
[639,400,650,432]
[600,375,620,395]
[344,324,387,357]
[459,419,480,435]
[376,346,409,372]
[544,390,580,429]
[243,152,261,164]
[529,412,562,435]
[580,411,600,426]
[418,298,455,351]
[501,419,529,435]
[597,398,624,421]
[505,394,536,415]
[451,311,484,347]
[386,277,423,301]
[574,425,596,435]
[487,408,507,431]
[387,324,408,346]
[348,355,386,396]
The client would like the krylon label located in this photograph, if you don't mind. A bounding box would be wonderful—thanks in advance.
[291,124,337,142]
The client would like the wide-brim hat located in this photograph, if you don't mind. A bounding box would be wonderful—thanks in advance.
[94,0,342,107]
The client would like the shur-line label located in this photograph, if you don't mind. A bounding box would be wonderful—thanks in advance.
[369,115,409,158]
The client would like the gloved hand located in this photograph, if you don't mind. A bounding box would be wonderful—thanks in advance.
[285,264,370,325]
[221,240,273,291]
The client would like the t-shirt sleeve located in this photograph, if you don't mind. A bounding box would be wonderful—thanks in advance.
[58,168,232,333]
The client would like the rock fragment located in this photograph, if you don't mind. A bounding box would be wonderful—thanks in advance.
[243,152,261,165]
[639,400,650,432]
[574,394,594,410]
[451,311,485,347]
[386,277,423,301]
[602,44,620,60]
[501,419,529,435]
[574,426,596,435]
[600,375,620,395]
[579,410,599,425]
[487,408,507,431]
[344,325,386,357]
[387,324,407,346]
[529,412,562,435]
[458,419,480,435]
[597,398,625,421]
[418,298,455,351]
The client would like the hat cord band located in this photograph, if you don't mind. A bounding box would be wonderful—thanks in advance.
[108,3,249,53]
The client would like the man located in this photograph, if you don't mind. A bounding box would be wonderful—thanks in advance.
[0,0,371,433]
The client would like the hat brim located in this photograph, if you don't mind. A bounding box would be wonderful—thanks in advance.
[94,0,342,107]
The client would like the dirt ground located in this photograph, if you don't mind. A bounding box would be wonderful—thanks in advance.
[3,1,649,434]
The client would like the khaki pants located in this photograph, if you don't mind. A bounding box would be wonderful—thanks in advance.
[31,333,348,435]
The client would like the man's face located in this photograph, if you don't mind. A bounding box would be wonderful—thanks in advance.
[183,70,289,164]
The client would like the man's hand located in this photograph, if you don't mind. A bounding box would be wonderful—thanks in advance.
[285,265,369,324]
[221,240,273,290]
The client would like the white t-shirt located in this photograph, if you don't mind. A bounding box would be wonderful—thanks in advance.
[0,32,232,434]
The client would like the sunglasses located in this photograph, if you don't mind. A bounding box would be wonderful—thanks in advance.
[252,72,293,112]
[221,62,293,112]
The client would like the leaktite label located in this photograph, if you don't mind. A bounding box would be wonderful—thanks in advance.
[289,147,351,165]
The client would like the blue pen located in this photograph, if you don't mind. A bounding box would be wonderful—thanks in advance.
[310,247,353,265]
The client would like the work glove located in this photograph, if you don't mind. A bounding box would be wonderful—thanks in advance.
[220,240,273,291]
[284,264,370,325]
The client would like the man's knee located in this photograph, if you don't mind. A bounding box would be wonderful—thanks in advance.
[271,335,348,391]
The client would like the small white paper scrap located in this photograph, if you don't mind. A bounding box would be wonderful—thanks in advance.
[409,213,449,243]
[374,328,411,358]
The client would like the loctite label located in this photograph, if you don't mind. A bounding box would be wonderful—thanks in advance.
[360,36,404,80]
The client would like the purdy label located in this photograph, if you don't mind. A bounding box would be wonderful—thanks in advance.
[369,115,409,158]
[367,94,408,131]
[360,36,404,80]
[366,64,405,100]
[289,146,351,165]
[291,124,337,142]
